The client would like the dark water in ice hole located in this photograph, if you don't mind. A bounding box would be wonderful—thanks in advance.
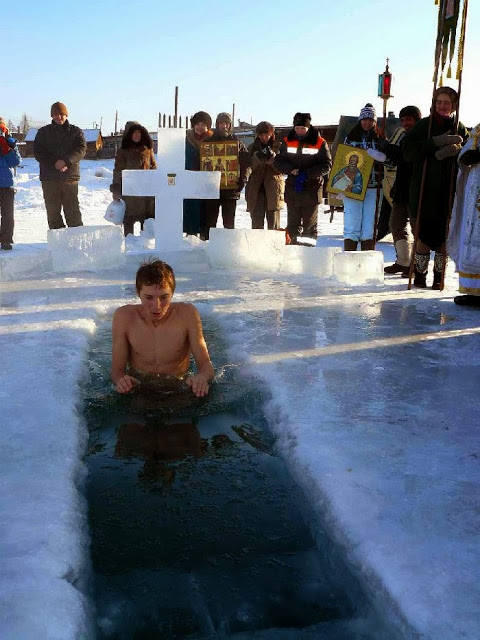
[84,318,394,640]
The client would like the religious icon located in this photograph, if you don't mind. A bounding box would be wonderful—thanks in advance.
[327,144,374,201]
[167,173,176,186]
[200,140,240,189]
[203,157,214,171]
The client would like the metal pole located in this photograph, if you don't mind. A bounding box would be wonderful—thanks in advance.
[373,96,388,244]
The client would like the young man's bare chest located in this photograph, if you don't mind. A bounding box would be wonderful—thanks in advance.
[127,306,190,373]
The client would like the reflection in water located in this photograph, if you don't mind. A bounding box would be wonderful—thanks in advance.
[115,421,204,488]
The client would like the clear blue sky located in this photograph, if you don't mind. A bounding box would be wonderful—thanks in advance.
[5,0,479,132]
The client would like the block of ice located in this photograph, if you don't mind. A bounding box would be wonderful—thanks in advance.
[207,229,285,271]
[0,245,53,281]
[127,247,209,273]
[48,226,125,273]
[281,246,341,278]
[333,250,384,285]
[142,218,155,239]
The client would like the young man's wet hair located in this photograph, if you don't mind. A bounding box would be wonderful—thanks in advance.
[135,260,176,294]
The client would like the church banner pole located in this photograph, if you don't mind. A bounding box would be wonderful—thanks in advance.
[373,59,392,245]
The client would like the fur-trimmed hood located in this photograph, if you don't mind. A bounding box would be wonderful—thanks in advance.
[122,123,153,150]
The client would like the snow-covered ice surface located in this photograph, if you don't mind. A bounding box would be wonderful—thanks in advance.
[0,158,479,639]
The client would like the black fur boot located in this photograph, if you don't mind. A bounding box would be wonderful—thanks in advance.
[432,252,446,290]
[413,252,429,288]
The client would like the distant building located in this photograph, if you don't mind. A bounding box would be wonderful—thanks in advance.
[83,129,103,159]
[22,127,103,159]
[23,128,38,157]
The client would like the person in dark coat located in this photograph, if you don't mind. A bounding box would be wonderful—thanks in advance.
[184,111,213,238]
[110,122,157,237]
[34,102,86,229]
[204,112,249,239]
[376,105,422,275]
[403,87,469,288]
[246,121,284,229]
[274,112,331,242]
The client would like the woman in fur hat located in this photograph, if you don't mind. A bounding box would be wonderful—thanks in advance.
[184,111,213,237]
[110,122,157,237]
[403,87,469,288]
[342,103,383,252]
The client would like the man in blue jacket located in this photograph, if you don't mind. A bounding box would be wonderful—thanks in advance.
[0,122,21,250]
[34,102,86,229]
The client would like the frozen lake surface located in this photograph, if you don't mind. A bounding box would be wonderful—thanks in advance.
[0,158,479,639]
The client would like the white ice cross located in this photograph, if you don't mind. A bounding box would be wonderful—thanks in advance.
[121,127,221,251]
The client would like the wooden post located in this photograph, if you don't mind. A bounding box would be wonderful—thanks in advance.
[158,112,162,128]
[174,86,178,128]
[232,103,235,128]
[163,114,166,128]
[114,110,118,153]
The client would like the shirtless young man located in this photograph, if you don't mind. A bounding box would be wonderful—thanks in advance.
[111,260,214,397]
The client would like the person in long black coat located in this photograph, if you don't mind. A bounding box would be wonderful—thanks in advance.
[184,111,213,238]
[403,87,469,288]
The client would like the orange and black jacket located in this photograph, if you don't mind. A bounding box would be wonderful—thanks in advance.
[274,126,332,190]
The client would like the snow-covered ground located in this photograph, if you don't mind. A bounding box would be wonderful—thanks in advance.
[1,158,479,639]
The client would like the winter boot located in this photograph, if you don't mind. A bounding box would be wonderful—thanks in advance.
[385,239,411,273]
[413,252,429,288]
[360,239,375,251]
[454,295,480,307]
[384,262,406,274]
[432,252,446,290]
[344,239,358,251]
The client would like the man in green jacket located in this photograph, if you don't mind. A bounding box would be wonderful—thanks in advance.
[34,102,86,229]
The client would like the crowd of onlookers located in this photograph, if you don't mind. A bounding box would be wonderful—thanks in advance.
[1,94,479,305]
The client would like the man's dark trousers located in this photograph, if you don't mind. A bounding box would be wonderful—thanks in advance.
[42,181,83,229]
[0,187,14,245]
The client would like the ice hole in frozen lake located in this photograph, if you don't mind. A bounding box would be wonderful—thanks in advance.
[83,314,396,640]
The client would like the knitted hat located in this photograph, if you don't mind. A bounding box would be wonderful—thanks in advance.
[51,102,68,117]
[293,112,311,127]
[256,121,274,135]
[399,105,422,121]
[358,103,376,121]
[191,111,212,129]
[216,112,232,127]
